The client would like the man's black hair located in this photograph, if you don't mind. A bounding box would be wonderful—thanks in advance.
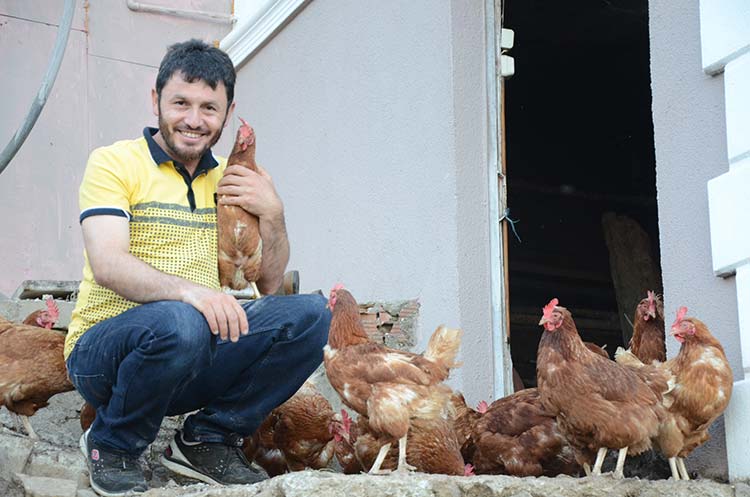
[156,39,236,104]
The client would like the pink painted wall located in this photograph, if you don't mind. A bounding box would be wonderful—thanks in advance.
[0,1,232,297]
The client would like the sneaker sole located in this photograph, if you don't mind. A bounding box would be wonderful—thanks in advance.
[79,429,145,497]
[160,438,222,486]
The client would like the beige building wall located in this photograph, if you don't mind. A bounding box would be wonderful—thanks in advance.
[0,1,497,401]
[228,0,494,402]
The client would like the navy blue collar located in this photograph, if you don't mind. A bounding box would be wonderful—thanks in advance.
[143,127,219,176]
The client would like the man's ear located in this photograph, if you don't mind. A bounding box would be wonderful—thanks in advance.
[151,88,159,117]
[224,101,236,128]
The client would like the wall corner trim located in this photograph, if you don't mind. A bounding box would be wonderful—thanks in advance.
[220,0,311,68]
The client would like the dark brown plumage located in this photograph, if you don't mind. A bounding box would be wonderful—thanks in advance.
[242,381,336,476]
[629,291,666,364]
[536,299,671,477]
[469,388,579,476]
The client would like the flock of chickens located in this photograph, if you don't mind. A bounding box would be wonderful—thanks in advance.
[2,285,730,483]
[0,120,734,484]
[234,287,733,481]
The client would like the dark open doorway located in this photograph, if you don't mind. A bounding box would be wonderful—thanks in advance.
[504,0,662,388]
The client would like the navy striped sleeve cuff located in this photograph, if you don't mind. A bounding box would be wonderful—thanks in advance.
[80,207,132,223]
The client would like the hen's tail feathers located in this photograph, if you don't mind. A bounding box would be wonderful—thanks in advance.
[616,347,675,401]
[614,347,644,367]
[423,325,463,370]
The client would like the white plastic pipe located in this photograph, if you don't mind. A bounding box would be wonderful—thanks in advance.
[126,0,235,24]
[0,0,76,176]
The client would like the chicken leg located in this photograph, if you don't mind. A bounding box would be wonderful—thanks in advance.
[591,447,608,475]
[395,435,416,473]
[677,457,690,480]
[368,442,392,474]
[15,413,38,439]
[668,457,681,480]
[612,447,628,479]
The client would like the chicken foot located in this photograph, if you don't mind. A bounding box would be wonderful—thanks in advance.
[222,281,262,300]
[368,442,392,474]
[677,457,690,480]
[395,435,416,473]
[591,447,608,475]
[612,447,628,479]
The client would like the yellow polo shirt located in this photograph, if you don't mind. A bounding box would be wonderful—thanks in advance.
[65,128,227,359]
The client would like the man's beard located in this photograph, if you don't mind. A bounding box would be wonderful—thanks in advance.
[157,112,226,164]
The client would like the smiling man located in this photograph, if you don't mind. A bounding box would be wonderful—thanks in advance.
[65,39,330,497]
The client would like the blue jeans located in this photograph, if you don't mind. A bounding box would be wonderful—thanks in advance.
[66,294,330,455]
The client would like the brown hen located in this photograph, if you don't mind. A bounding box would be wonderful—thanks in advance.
[536,298,671,478]
[629,291,666,364]
[242,380,335,476]
[324,284,462,474]
[332,409,467,475]
[1,297,73,439]
[616,306,732,480]
[469,387,579,476]
[217,118,263,298]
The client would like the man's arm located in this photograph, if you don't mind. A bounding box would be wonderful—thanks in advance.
[217,164,290,294]
[82,215,248,341]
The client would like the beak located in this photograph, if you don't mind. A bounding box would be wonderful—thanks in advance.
[647,308,656,319]
[669,327,680,337]
[538,317,548,326]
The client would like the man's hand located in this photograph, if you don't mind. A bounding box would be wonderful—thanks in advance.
[216,162,290,295]
[181,286,249,342]
[217,164,283,220]
[83,215,251,342]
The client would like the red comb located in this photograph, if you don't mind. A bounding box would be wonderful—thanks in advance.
[647,290,655,304]
[340,409,351,431]
[542,298,559,320]
[672,306,688,329]
[477,400,488,414]
[44,296,59,320]
[332,283,345,292]
[238,117,253,138]
[464,463,475,476]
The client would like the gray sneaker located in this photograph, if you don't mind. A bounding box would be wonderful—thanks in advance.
[79,429,148,497]
[160,430,269,485]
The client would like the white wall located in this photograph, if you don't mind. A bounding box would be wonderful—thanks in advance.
[229,0,495,401]
[700,0,750,480]
[649,0,741,479]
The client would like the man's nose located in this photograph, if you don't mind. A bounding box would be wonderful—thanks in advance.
[184,106,202,128]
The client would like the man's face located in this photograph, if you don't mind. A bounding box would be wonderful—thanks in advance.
[152,72,234,168]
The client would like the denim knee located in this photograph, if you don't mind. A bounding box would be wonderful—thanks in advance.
[144,301,212,371]
[290,293,330,346]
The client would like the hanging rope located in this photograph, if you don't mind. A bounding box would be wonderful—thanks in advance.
[500,207,522,243]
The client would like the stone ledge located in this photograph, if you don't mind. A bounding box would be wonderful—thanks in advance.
[13,474,78,497]
[137,471,738,497]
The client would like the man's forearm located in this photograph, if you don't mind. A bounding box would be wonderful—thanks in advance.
[257,212,290,295]
[93,251,199,304]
